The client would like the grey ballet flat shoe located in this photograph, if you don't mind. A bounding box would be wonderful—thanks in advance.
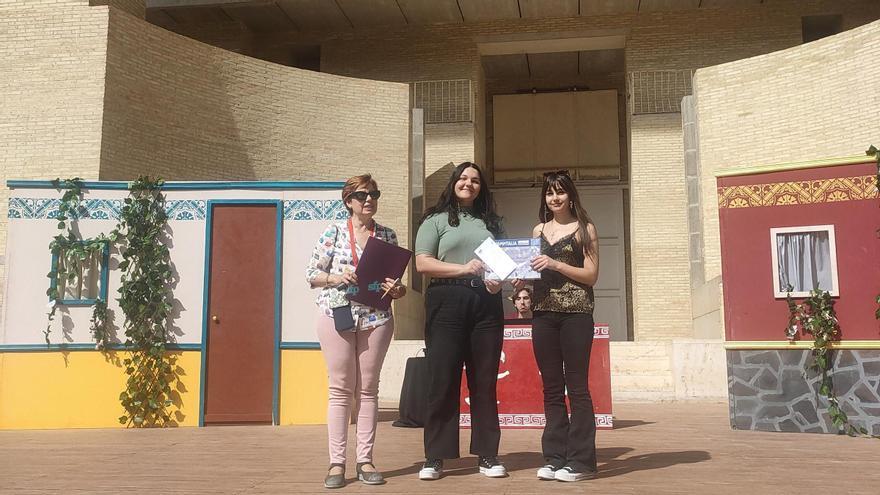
[357,462,386,485]
[324,463,346,489]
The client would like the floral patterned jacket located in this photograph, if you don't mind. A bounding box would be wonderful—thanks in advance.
[305,220,398,330]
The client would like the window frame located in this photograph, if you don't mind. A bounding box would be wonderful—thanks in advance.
[769,224,839,299]
[48,239,111,306]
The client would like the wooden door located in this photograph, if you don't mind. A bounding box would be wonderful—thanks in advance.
[203,204,278,424]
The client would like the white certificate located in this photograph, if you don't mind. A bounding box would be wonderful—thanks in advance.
[474,237,517,280]
[483,238,542,280]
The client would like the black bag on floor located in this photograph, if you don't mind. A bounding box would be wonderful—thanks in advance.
[393,350,428,428]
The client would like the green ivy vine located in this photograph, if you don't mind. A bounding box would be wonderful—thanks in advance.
[113,177,178,427]
[785,289,873,437]
[45,177,178,427]
[45,178,114,347]
[868,145,880,195]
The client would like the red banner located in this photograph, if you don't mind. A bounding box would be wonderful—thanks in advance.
[459,323,612,429]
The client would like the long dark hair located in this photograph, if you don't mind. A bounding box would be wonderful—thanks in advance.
[421,162,503,237]
[538,171,595,255]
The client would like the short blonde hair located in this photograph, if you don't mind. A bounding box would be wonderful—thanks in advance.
[342,174,379,214]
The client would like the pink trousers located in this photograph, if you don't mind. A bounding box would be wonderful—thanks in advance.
[316,314,394,464]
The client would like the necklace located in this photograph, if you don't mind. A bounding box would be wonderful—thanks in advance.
[546,219,578,243]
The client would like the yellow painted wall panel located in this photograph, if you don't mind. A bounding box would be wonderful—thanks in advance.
[0,351,201,429]
[279,350,328,425]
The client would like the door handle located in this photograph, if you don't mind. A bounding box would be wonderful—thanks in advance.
[212,315,219,323]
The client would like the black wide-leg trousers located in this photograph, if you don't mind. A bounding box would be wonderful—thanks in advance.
[423,283,504,460]
[531,310,597,473]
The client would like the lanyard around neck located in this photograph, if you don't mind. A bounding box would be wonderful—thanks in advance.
[347,218,375,267]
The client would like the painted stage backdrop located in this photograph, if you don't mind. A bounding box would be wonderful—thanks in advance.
[717,158,880,435]
[1,181,346,429]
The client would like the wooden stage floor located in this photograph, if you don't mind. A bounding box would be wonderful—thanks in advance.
[1,402,877,494]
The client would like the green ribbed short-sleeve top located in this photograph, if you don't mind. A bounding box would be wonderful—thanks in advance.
[414,211,496,266]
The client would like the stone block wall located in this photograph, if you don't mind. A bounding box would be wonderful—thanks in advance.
[728,349,880,435]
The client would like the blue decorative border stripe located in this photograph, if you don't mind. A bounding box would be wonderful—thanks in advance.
[9,198,344,221]
[283,199,347,221]
[7,198,62,219]
[165,200,207,220]
[7,198,124,219]
[8,198,206,221]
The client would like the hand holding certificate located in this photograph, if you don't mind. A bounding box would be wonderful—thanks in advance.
[477,237,542,281]
[474,237,518,280]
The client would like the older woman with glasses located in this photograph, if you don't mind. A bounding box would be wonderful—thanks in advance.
[306,174,406,489]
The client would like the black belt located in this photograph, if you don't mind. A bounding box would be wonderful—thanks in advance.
[432,277,484,288]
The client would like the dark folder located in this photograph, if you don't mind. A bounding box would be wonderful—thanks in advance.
[349,236,412,311]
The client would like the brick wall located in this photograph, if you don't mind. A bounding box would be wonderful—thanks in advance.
[321,29,484,204]
[423,123,476,208]
[623,1,878,340]
[159,0,879,342]
[0,1,414,335]
[630,114,692,340]
[695,18,880,288]
[99,6,416,334]
[100,8,411,238]
[0,1,110,321]
[91,0,143,18]
[5,0,880,342]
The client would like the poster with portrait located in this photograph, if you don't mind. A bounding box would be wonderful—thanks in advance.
[459,323,612,429]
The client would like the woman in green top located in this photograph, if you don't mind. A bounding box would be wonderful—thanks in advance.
[414,162,508,481]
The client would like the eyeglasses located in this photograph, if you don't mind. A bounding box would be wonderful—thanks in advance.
[346,190,381,202]
[542,169,570,178]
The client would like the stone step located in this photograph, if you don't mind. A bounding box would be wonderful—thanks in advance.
[611,374,675,393]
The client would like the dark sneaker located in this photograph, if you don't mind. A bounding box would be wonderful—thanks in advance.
[536,464,560,480]
[419,459,443,480]
[323,464,346,489]
[554,466,597,482]
[478,456,508,478]
[357,462,386,485]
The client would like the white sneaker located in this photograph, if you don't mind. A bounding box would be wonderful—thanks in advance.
[478,456,508,478]
[419,459,443,480]
[536,464,559,480]
[554,466,596,482]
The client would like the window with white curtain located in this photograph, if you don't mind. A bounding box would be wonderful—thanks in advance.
[770,225,839,298]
